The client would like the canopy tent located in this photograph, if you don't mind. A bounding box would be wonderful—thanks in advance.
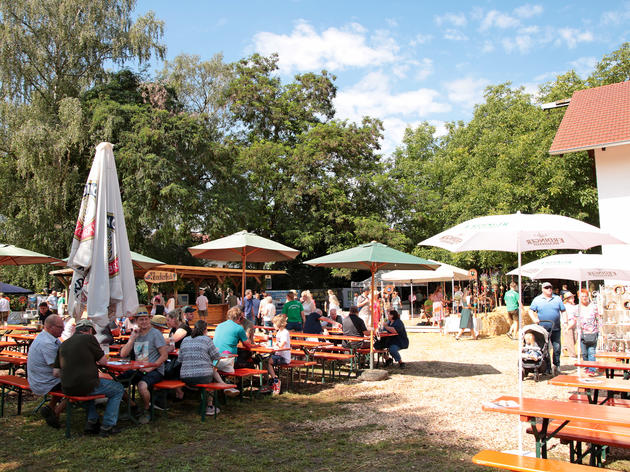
[382,261,470,317]
[507,253,630,282]
[0,244,60,266]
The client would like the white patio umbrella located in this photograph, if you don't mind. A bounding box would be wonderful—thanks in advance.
[508,252,630,378]
[420,211,626,453]
[67,142,138,329]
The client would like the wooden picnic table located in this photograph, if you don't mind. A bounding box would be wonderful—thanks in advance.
[596,351,630,363]
[5,333,37,351]
[482,395,630,459]
[0,355,27,375]
[549,374,630,404]
[574,360,630,379]
[1,324,39,332]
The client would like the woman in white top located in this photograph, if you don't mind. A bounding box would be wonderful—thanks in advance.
[165,294,176,314]
[327,289,340,313]
[261,296,276,326]
[300,290,316,314]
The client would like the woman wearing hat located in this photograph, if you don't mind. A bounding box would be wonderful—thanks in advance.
[561,291,578,358]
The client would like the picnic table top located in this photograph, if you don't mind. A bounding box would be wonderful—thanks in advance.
[597,351,630,360]
[1,324,39,332]
[289,332,366,342]
[290,339,333,348]
[5,333,37,341]
[574,359,630,370]
[482,395,630,428]
[0,355,27,365]
[103,360,158,372]
[548,374,630,393]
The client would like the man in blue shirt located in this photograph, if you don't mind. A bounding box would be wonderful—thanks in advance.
[528,282,566,376]
[242,290,256,323]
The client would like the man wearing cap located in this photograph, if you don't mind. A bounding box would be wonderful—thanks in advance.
[196,288,208,320]
[561,291,578,358]
[27,315,65,428]
[119,306,169,424]
[54,319,125,436]
[529,282,566,376]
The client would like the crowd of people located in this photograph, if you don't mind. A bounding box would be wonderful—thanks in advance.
[22,287,410,435]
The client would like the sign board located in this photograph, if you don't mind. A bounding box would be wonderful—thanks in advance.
[144,270,177,283]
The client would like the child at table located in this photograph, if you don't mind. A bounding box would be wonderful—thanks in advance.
[523,332,542,361]
[263,314,291,395]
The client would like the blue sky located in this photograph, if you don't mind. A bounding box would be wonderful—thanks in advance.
[135,1,630,155]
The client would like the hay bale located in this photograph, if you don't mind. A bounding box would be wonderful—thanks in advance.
[358,369,389,381]
[478,306,534,336]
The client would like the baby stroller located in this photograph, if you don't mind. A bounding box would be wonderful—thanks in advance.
[520,324,549,381]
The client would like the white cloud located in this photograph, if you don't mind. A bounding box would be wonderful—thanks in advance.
[481,40,495,53]
[386,18,398,28]
[502,34,536,54]
[444,77,489,109]
[480,10,520,30]
[514,4,543,19]
[250,20,399,74]
[569,56,598,76]
[444,29,469,41]
[410,33,433,46]
[556,28,594,48]
[415,58,434,81]
[601,4,630,25]
[435,12,467,27]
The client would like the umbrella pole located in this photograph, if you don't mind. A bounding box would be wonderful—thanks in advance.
[577,279,583,379]
[241,249,247,304]
[517,241,524,454]
[410,281,414,318]
[370,266,375,370]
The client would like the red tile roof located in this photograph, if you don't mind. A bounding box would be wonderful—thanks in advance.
[549,81,630,155]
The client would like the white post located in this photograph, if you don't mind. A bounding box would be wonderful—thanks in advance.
[517,239,524,453]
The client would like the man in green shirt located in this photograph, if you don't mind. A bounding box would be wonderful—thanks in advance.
[504,281,521,340]
[281,291,305,331]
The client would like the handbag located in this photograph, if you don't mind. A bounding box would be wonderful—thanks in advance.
[581,332,598,346]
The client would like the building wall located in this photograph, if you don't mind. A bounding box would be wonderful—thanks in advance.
[595,144,630,260]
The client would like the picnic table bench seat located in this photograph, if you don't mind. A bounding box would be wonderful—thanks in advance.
[0,374,30,416]
[472,449,602,471]
[192,382,238,421]
[150,380,186,419]
[218,368,268,399]
[276,359,318,392]
[312,352,357,381]
[526,420,630,466]
[569,393,630,407]
[49,391,106,438]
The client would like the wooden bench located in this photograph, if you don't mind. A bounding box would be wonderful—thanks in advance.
[313,352,357,382]
[357,348,388,366]
[192,383,238,421]
[526,420,630,466]
[0,375,30,416]
[219,368,268,399]
[472,449,602,471]
[569,393,630,407]
[150,380,186,419]
[276,360,318,392]
[49,391,106,438]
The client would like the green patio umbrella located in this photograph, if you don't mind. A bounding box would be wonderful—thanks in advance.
[305,241,439,369]
[0,244,60,266]
[188,230,300,301]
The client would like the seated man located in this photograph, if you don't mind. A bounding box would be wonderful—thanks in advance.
[119,306,169,424]
[213,306,255,372]
[55,319,124,436]
[26,315,65,428]
[342,306,371,350]
[38,301,54,324]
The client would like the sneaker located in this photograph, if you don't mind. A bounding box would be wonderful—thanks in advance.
[84,420,101,435]
[99,425,122,437]
[138,411,151,425]
[259,385,273,394]
[41,405,60,429]
[272,378,281,395]
[205,405,220,416]
[225,388,240,398]
[552,366,560,376]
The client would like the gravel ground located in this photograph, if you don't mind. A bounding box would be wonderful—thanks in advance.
[295,331,630,470]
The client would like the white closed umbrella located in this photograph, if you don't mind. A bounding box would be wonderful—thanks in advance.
[67,142,138,328]
[420,211,626,453]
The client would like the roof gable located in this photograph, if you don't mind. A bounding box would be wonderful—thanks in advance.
[549,81,630,155]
